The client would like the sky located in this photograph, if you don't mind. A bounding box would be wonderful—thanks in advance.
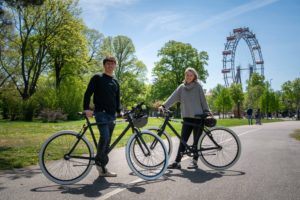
[78,0,300,92]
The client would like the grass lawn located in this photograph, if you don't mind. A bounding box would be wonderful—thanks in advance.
[0,117,282,170]
[290,129,300,141]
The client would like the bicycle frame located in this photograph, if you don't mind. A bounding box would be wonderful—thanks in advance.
[66,114,151,161]
[157,114,222,157]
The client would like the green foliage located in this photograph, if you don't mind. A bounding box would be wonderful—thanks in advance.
[229,83,244,117]
[215,87,233,118]
[151,40,209,102]
[259,82,279,115]
[120,72,147,109]
[208,84,225,113]
[48,9,89,88]
[282,78,300,119]
[57,78,84,120]
[0,88,22,120]
[84,28,104,74]
[245,73,266,108]
[100,35,137,81]
[32,77,84,120]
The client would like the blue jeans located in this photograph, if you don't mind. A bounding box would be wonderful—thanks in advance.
[94,112,116,166]
[247,115,252,125]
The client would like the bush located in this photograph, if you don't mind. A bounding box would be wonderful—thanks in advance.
[57,79,84,120]
[22,98,39,121]
[0,90,22,120]
[40,108,67,122]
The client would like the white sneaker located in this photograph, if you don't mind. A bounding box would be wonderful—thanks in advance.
[96,166,117,177]
[187,159,198,169]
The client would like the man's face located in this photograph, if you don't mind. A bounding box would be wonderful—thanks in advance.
[104,61,116,74]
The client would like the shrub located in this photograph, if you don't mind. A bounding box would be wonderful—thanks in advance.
[40,108,67,122]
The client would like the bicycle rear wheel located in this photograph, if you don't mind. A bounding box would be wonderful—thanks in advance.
[39,131,94,185]
[198,127,241,170]
[126,130,168,180]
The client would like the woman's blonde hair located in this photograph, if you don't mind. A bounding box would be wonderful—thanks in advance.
[183,67,199,84]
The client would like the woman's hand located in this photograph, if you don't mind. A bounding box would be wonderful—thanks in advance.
[158,106,166,112]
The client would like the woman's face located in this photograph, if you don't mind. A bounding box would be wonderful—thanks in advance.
[185,71,195,84]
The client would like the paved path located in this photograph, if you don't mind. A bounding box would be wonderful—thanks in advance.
[1,121,300,200]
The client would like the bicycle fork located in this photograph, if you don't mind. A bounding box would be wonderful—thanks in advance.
[135,134,152,156]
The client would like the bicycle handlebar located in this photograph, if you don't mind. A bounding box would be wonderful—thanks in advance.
[159,107,212,119]
[123,102,145,116]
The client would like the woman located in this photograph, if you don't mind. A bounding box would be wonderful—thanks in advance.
[159,67,210,169]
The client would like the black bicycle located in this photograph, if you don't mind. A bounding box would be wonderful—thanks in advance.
[145,109,241,170]
[39,102,168,185]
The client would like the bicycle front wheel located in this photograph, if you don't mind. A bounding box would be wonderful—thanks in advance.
[145,126,173,158]
[198,127,241,170]
[126,130,168,181]
[39,131,94,185]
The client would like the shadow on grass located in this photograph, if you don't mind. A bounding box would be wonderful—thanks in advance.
[0,146,17,170]
[0,146,40,180]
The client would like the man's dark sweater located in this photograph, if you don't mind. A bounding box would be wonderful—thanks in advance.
[83,73,121,115]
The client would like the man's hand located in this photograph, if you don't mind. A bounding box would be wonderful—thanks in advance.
[84,110,93,118]
[116,111,124,118]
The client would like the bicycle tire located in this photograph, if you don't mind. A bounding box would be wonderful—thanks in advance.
[145,126,173,158]
[198,126,241,170]
[39,131,94,185]
[126,130,169,180]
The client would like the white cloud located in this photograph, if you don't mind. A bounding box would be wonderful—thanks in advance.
[144,12,184,32]
[79,0,138,27]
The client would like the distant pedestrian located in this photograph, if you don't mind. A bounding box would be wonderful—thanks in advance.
[247,108,253,125]
[255,108,262,125]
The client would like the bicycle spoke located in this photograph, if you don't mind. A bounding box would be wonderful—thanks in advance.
[199,127,241,170]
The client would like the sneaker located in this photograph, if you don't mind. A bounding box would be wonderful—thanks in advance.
[187,159,198,169]
[167,162,181,169]
[96,166,117,177]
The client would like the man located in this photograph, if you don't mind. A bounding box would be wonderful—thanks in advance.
[83,56,121,177]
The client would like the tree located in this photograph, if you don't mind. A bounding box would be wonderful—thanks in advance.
[215,87,233,118]
[151,40,209,116]
[84,28,104,74]
[47,9,88,88]
[98,35,147,107]
[245,73,265,109]
[0,0,87,121]
[1,0,80,100]
[282,78,300,120]
[207,84,224,114]
[99,35,137,82]
[229,83,244,118]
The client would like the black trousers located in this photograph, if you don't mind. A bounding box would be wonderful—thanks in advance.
[175,118,204,163]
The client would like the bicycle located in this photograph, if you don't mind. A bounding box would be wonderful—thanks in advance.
[39,102,168,185]
[144,109,241,170]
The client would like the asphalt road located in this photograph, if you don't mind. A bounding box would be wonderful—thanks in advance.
[0,121,300,200]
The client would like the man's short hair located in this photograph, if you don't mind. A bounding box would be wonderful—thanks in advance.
[103,56,116,65]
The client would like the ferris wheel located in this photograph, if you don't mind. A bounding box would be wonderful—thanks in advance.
[222,27,264,87]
